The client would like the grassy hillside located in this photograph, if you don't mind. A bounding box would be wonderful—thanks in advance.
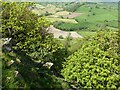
[57,2,118,31]
[47,18,78,24]
[32,2,118,37]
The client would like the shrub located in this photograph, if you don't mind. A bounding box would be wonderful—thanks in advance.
[61,16,64,19]
[44,11,52,16]
[95,5,99,9]
[103,7,107,9]
[2,2,66,64]
[93,13,96,15]
[63,3,81,12]
[2,51,70,88]
[104,20,108,22]
[2,2,38,45]
[2,2,67,88]
[61,31,120,89]
[90,7,93,9]
[69,12,72,15]
[87,14,90,17]
[59,35,64,39]
[89,10,92,12]
[79,26,87,30]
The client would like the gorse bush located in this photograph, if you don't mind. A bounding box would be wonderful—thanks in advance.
[61,31,120,89]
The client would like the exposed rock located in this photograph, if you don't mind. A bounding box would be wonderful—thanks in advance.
[43,62,53,69]
[2,38,12,52]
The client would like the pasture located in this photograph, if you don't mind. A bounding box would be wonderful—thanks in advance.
[47,18,78,24]
[33,2,118,37]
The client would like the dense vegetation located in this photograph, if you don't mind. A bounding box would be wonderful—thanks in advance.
[1,2,69,89]
[62,30,120,89]
[1,1,120,89]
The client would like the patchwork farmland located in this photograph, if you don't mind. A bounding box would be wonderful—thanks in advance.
[33,2,118,37]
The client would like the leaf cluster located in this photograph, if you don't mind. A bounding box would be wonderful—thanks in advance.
[61,31,120,89]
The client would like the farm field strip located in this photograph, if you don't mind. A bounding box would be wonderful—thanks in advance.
[47,18,78,23]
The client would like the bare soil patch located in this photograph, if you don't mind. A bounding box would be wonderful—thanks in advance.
[48,25,83,38]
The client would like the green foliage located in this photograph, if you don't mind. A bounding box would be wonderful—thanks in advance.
[2,2,66,66]
[61,31,120,89]
[63,3,82,12]
[92,13,96,15]
[59,35,64,39]
[2,2,68,88]
[2,1,119,89]
[55,2,118,33]
[2,52,70,89]
[2,52,29,88]
[44,11,52,16]
[64,34,72,49]
[2,2,38,44]
[16,17,51,63]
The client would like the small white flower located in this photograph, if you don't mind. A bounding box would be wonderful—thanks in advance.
[43,62,53,69]
[6,77,11,80]
[10,60,14,64]
[16,58,21,63]
[14,71,19,77]
[7,60,14,66]
[4,38,12,45]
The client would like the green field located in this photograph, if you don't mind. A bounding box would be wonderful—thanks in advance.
[35,2,117,37]
[47,18,78,24]
[56,3,118,32]
[77,30,96,37]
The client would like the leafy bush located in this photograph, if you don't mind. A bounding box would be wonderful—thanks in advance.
[2,2,68,88]
[54,21,65,28]
[93,13,96,15]
[2,52,70,89]
[95,5,99,9]
[61,31,120,89]
[2,52,29,88]
[2,2,38,45]
[2,2,66,66]
[89,10,92,12]
[44,11,52,16]
[59,35,64,39]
